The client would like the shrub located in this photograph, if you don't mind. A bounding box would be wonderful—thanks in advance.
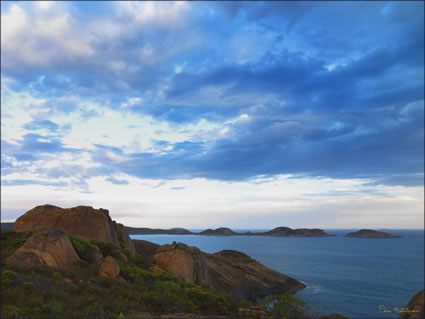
[53,272,62,280]
[264,294,310,319]
[129,253,149,269]
[91,240,123,260]
[2,277,12,289]
[23,282,35,289]
[0,229,37,262]
[2,270,17,279]
[69,236,99,264]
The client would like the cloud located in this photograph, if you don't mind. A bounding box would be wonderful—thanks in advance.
[23,120,60,132]
[1,1,423,190]
[1,179,68,187]
[105,176,129,185]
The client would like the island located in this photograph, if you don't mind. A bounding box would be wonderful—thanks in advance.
[1,221,332,237]
[1,204,348,318]
[345,229,401,238]
[125,226,332,237]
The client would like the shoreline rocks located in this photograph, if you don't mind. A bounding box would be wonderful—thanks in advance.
[151,242,306,302]
[399,290,424,319]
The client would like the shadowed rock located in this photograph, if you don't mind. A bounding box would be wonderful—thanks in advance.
[6,228,80,271]
[133,239,160,263]
[152,242,305,302]
[399,290,424,319]
[114,222,135,256]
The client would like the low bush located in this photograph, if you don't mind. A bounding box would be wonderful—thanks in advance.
[1,230,250,318]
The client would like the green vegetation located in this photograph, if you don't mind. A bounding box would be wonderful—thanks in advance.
[264,294,310,319]
[0,229,37,259]
[1,230,249,318]
[1,229,345,319]
[218,249,256,263]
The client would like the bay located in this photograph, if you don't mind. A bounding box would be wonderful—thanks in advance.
[131,229,424,318]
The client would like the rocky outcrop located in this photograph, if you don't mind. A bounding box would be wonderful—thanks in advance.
[13,205,134,251]
[399,290,424,319]
[206,250,305,302]
[6,228,80,271]
[125,227,193,235]
[200,228,236,236]
[125,226,329,237]
[133,239,160,263]
[345,229,401,238]
[152,242,305,302]
[114,222,135,256]
[99,255,120,280]
[264,227,329,237]
[152,242,211,288]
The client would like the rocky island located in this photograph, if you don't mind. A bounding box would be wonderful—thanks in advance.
[125,226,331,237]
[199,227,236,236]
[2,204,335,319]
[345,229,401,238]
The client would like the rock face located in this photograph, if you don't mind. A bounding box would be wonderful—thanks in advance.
[99,255,120,280]
[345,229,401,238]
[152,242,211,288]
[200,228,236,236]
[114,222,135,256]
[13,205,134,251]
[399,290,424,319]
[6,229,80,271]
[133,239,160,263]
[152,242,305,302]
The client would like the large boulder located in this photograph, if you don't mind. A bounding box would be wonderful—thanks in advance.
[152,243,305,302]
[13,205,134,251]
[152,242,210,288]
[399,290,424,319]
[114,222,135,256]
[6,228,80,271]
[99,255,120,280]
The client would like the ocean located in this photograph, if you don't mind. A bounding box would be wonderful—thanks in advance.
[131,230,424,319]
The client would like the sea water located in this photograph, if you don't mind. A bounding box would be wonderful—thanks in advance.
[130,230,424,318]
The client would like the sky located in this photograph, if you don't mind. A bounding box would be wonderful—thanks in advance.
[1,1,424,229]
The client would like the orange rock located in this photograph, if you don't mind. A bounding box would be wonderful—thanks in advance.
[99,255,120,280]
[13,205,128,249]
[6,228,80,271]
[152,243,305,302]
[152,242,210,288]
